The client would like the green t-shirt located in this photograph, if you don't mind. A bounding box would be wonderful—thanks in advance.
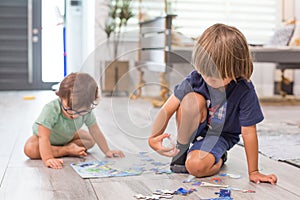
[32,98,96,146]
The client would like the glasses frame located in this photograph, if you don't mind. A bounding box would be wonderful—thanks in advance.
[60,100,96,116]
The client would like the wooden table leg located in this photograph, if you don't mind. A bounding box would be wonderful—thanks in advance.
[151,72,169,107]
[130,67,145,99]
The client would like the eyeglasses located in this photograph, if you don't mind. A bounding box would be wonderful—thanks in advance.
[60,101,97,116]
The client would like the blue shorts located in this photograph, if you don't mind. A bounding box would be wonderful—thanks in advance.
[188,135,230,164]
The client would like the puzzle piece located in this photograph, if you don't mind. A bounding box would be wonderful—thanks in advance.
[134,188,196,199]
[227,173,241,179]
[175,187,197,196]
[153,189,176,195]
[134,193,173,200]
[155,169,173,174]
[201,197,233,200]
[229,187,256,193]
[210,177,222,183]
[145,195,161,200]
[151,161,169,166]
[219,173,241,179]
[191,181,201,186]
[183,175,196,183]
[199,181,228,188]
[134,194,147,199]
[215,189,231,197]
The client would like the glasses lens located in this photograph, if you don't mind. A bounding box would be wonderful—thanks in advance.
[66,110,77,115]
[78,111,89,116]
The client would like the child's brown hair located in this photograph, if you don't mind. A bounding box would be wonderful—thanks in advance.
[193,23,253,81]
[56,73,99,110]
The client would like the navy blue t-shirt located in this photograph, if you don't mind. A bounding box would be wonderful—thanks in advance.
[174,70,264,145]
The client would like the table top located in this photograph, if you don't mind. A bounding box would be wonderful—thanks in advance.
[169,46,300,65]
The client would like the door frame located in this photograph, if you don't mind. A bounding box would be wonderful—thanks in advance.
[0,0,57,90]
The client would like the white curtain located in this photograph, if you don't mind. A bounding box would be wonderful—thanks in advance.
[128,0,281,44]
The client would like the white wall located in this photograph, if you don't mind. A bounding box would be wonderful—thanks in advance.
[283,0,295,20]
[93,0,140,91]
[66,0,83,74]
[80,0,96,77]
[66,0,96,76]
[294,0,300,19]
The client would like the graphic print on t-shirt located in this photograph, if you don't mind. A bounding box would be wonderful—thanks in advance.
[207,102,227,131]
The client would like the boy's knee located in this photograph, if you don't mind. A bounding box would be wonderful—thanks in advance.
[24,137,40,159]
[83,137,96,149]
[185,153,213,177]
[87,140,96,149]
[185,158,207,176]
[23,145,30,158]
[181,93,207,119]
[24,144,38,159]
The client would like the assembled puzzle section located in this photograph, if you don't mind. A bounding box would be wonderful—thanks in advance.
[70,152,172,178]
[70,160,143,178]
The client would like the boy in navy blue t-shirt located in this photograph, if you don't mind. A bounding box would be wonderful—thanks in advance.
[148,23,277,184]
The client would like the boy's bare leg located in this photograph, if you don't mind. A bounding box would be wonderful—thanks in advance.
[171,93,207,165]
[186,150,222,177]
[176,92,207,144]
[71,129,95,149]
[24,130,95,159]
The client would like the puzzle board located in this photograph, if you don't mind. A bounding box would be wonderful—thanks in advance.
[70,152,172,178]
[70,160,143,178]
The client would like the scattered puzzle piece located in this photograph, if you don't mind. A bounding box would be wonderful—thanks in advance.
[227,173,241,179]
[151,161,169,166]
[229,187,256,193]
[175,187,197,196]
[215,189,231,197]
[141,157,155,162]
[153,189,175,195]
[134,188,196,199]
[191,181,201,186]
[155,169,173,174]
[201,197,233,200]
[183,175,196,183]
[199,181,228,188]
[219,173,241,179]
[134,194,147,199]
[210,177,222,183]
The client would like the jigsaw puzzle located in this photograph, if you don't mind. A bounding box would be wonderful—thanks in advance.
[70,160,143,178]
[71,152,172,178]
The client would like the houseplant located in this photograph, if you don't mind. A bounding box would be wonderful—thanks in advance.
[104,0,134,59]
[102,0,134,94]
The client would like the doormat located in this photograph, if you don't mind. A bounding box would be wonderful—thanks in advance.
[239,121,300,168]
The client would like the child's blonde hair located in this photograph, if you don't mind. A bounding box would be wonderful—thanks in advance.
[193,23,253,81]
[56,73,99,110]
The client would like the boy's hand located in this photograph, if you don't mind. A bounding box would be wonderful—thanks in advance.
[45,158,64,169]
[249,171,277,185]
[148,133,179,157]
[105,150,125,158]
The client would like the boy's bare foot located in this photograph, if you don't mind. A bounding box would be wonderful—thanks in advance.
[65,143,87,157]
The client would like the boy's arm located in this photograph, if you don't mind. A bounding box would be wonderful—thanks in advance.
[148,94,180,157]
[88,123,124,157]
[38,125,63,169]
[242,125,277,184]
